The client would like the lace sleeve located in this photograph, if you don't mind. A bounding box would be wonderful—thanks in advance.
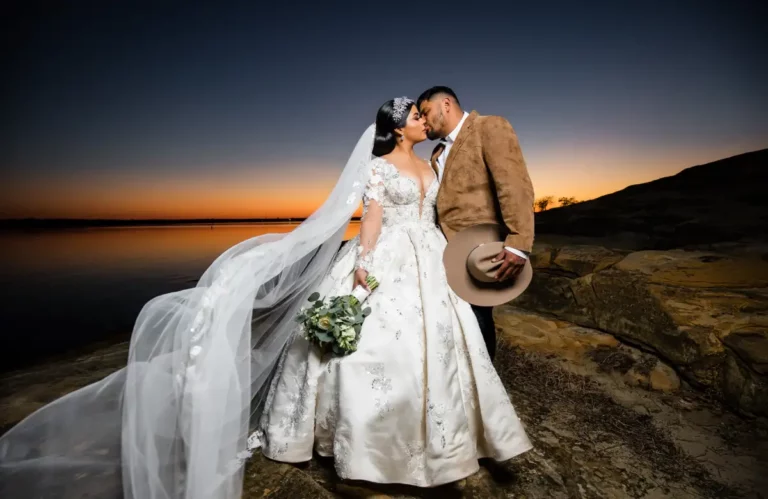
[355,160,385,273]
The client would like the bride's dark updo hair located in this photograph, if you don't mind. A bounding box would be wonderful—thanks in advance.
[372,97,414,157]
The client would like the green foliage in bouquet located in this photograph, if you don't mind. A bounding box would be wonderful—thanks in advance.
[296,275,379,356]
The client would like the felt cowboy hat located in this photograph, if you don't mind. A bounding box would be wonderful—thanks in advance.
[443,223,533,307]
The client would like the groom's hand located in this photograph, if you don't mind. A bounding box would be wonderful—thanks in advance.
[492,250,526,282]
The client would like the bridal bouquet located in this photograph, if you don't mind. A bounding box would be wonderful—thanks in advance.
[296,275,380,356]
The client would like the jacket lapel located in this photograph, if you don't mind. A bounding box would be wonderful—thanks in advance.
[443,111,478,175]
[437,111,478,199]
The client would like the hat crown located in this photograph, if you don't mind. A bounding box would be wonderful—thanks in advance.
[466,242,505,283]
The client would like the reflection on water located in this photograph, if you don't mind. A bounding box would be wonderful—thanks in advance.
[0,222,361,372]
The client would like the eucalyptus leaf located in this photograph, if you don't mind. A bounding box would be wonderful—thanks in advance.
[316,331,332,342]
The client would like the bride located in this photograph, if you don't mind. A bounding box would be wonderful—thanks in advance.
[0,97,530,499]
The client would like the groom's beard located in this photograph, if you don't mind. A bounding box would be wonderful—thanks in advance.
[426,111,446,141]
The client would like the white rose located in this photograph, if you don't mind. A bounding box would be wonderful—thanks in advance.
[339,326,356,341]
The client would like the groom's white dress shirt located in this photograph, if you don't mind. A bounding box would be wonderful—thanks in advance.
[436,112,528,261]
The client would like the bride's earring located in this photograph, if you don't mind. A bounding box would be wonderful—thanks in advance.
[399,134,404,142]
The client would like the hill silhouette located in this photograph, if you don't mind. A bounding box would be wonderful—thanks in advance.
[535,148,768,249]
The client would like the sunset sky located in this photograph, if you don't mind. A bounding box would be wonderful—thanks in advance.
[2,1,765,220]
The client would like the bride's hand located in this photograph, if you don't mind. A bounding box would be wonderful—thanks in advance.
[353,269,370,291]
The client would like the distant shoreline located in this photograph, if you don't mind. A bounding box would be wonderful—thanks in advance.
[0,218,363,230]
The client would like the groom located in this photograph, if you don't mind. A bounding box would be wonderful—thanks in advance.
[417,86,534,361]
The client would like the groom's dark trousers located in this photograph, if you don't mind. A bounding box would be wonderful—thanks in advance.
[471,305,496,361]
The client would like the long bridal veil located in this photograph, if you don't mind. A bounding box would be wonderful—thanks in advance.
[0,124,377,499]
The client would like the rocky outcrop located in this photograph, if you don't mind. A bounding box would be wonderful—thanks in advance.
[495,307,681,392]
[492,308,768,498]
[514,241,768,416]
[517,149,768,416]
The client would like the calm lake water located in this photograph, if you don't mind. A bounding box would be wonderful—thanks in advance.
[0,222,361,372]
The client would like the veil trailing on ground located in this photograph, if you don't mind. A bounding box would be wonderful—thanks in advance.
[0,124,377,499]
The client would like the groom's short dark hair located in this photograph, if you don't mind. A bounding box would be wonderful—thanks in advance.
[417,86,461,109]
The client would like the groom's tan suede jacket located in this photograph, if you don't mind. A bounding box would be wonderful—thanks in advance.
[431,111,535,253]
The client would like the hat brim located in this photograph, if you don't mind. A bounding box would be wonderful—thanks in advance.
[443,224,533,307]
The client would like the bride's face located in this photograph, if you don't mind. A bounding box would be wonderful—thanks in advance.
[399,105,428,144]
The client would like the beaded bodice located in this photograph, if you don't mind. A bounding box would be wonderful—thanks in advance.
[362,157,438,228]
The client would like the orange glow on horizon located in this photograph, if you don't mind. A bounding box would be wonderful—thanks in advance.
[1,166,355,219]
[1,142,762,220]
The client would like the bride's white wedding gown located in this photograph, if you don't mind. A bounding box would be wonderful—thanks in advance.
[255,157,532,487]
